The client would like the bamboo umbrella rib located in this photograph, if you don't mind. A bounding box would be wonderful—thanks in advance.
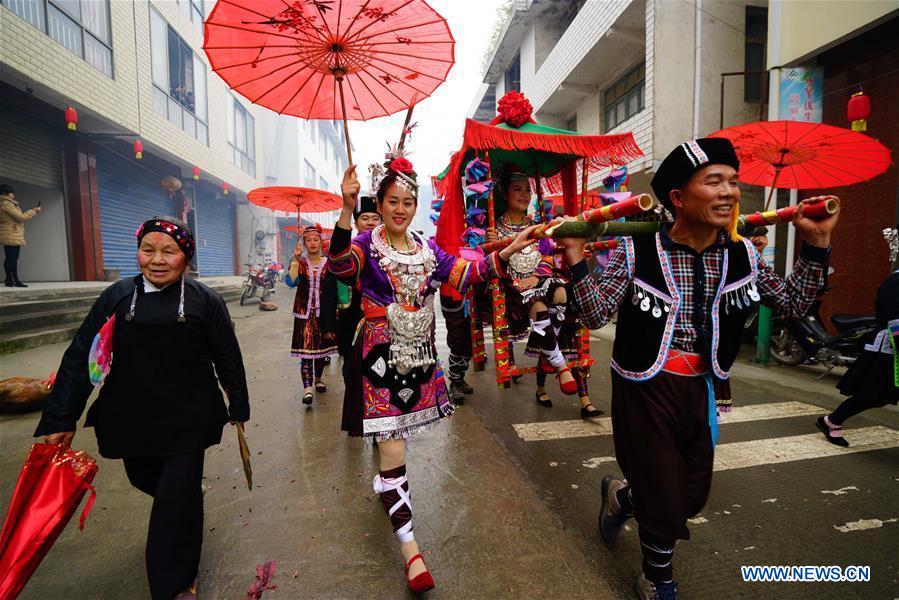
[303,73,329,120]
[346,0,417,41]
[362,58,434,96]
[278,69,322,114]
[353,70,397,115]
[345,74,367,120]
[353,17,448,44]
[338,0,375,41]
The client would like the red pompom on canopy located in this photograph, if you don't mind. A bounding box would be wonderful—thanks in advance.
[491,91,535,128]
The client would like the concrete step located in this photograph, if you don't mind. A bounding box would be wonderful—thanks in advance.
[0,295,97,319]
[0,306,88,335]
[0,323,82,355]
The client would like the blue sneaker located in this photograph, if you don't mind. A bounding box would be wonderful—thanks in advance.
[634,573,678,600]
[598,475,632,545]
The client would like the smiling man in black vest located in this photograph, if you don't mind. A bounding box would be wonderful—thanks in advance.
[544,138,839,599]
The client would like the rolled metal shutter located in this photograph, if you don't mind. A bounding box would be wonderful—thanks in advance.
[96,147,171,277]
[0,106,63,189]
[195,189,235,276]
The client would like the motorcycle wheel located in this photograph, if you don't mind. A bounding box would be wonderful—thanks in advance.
[240,282,251,306]
[770,326,807,365]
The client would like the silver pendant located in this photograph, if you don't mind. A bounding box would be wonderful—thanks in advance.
[652,306,662,318]
[640,297,651,312]
[735,295,743,309]
[748,286,760,302]
[663,304,670,313]
[631,293,640,305]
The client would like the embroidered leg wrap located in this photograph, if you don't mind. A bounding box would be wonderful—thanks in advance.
[548,304,566,337]
[314,358,326,379]
[640,531,676,584]
[448,353,470,382]
[529,311,565,369]
[575,369,589,397]
[300,360,313,389]
[373,465,414,544]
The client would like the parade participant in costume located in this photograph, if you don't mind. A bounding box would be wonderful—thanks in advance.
[329,157,532,593]
[286,225,337,405]
[547,138,837,599]
[35,216,249,600]
[483,170,578,397]
[338,196,381,432]
[440,291,475,404]
[818,226,899,446]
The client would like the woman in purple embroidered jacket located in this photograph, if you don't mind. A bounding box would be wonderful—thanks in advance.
[286,225,336,405]
[483,170,580,400]
[329,158,532,593]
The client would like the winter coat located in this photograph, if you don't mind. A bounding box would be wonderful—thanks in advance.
[0,197,39,246]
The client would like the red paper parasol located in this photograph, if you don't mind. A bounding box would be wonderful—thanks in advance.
[709,120,892,208]
[0,443,97,598]
[204,0,455,165]
[248,186,342,227]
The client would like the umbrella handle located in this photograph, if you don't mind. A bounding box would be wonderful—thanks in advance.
[335,76,353,167]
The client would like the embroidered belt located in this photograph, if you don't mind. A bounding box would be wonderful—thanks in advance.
[662,349,709,376]
[362,301,420,320]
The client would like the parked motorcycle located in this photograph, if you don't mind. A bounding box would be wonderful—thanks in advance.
[770,292,878,373]
[240,262,278,305]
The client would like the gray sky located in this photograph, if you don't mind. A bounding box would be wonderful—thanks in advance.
[345,0,506,234]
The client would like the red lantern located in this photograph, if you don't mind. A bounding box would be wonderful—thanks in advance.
[847,91,870,132]
[64,106,78,131]
[192,166,200,181]
[222,182,229,195]
[133,139,143,160]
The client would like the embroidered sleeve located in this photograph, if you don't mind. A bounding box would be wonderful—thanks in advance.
[433,243,506,294]
[756,242,827,317]
[327,225,365,282]
[571,243,632,330]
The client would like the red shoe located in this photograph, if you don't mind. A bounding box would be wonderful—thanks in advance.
[404,553,435,594]
[556,366,578,396]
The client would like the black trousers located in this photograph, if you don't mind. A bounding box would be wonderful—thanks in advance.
[441,295,472,360]
[123,452,205,600]
[3,245,20,280]
[611,371,714,543]
[830,394,889,425]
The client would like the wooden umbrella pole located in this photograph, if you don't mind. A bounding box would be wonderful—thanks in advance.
[335,73,354,167]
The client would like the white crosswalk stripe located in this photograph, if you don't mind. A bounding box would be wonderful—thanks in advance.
[512,401,826,442]
[578,426,899,472]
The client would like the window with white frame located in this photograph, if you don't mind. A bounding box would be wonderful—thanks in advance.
[604,62,645,132]
[319,176,328,192]
[228,95,256,177]
[150,6,208,144]
[177,0,204,35]
[304,160,316,188]
[2,0,113,77]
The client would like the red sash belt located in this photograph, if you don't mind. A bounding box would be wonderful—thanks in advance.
[662,349,709,376]
[362,300,419,321]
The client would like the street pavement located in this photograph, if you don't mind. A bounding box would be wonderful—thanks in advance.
[0,286,896,599]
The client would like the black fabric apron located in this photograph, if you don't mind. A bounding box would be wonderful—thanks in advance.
[86,315,228,459]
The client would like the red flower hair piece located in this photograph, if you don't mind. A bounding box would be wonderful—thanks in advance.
[389,157,414,174]
[494,91,534,128]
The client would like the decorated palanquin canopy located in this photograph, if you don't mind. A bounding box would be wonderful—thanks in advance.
[434,92,643,255]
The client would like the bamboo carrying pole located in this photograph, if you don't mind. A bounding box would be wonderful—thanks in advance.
[480,197,839,253]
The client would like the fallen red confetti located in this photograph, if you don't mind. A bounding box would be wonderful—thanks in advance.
[247,561,277,600]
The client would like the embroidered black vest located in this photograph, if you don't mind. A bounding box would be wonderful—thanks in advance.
[611,233,759,381]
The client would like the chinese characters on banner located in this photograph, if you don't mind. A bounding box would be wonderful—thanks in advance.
[779,67,824,123]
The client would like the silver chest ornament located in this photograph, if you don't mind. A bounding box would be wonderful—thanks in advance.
[508,244,542,279]
[370,226,438,374]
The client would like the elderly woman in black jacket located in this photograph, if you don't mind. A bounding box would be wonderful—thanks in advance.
[35,216,249,600]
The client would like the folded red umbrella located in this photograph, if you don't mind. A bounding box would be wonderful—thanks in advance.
[0,443,98,600]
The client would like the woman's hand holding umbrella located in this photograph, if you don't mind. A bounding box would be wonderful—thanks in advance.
[341,165,360,212]
[792,196,840,248]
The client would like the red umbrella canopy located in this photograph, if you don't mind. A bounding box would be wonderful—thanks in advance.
[708,120,892,190]
[248,186,342,213]
[203,0,455,120]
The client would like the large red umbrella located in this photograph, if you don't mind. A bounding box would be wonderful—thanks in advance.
[0,443,98,598]
[204,0,455,165]
[709,120,892,207]
[248,186,342,227]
